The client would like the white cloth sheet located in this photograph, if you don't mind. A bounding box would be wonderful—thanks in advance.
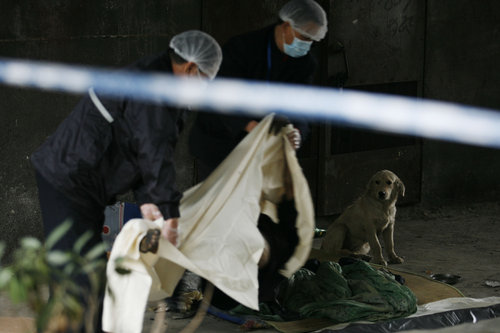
[102,114,315,333]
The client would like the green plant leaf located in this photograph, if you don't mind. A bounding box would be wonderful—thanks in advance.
[115,267,131,275]
[106,284,115,301]
[37,297,56,332]
[73,231,93,254]
[0,242,5,261]
[114,257,132,275]
[9,277,27,303]
[63,262,77,276]
[0,267,13,289]
[46,250,71,266]
[65,295,84,316]
[114,257,126,266]
[84,242,107,261]
[45,220,73,250]
[20,237,42,250]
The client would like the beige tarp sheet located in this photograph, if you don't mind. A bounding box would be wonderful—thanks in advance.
[102,114,315,333]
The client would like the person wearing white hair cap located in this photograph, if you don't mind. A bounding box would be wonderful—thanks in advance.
[188,0,327,311]
[30,29,221,332]
[279,0,328,46]
[190,0,327,180]
[169,30,223,80]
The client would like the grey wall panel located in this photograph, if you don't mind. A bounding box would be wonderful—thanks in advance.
[421,141,500,206]
[329,0,425,86]
[0,1,197,42]
[421,0,500,206]
[424,0,500,109]
[202,0,288,45]
[0,86,81,261]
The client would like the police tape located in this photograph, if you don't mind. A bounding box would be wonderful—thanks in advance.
[1,57,500,149]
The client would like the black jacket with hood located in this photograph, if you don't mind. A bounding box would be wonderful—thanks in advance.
[31,53,184,219]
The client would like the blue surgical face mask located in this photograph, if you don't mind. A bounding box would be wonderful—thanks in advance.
[283,30,313,58]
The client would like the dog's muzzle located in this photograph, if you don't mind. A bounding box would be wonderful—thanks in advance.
[378,191,387,200]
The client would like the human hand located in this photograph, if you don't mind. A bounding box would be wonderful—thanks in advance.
[161,218,179,247]
[287,128,301,150]
[245,120,259,133]
[140,203,163,221]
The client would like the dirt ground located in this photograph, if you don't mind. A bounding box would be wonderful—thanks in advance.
[390,200,500,300]
[1,200,500,332]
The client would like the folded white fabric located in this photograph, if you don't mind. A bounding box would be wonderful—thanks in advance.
[102,114,315,333]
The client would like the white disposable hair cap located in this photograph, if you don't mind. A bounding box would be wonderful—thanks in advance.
[279,0,328,41]
[169,30,222,80]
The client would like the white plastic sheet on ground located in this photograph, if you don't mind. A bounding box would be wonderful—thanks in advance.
[318,296,500,332]
[102,114,315,333]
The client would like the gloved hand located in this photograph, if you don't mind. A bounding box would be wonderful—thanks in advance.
[141,203,180,247]
[162,218,179,247]
[140,203,163,220]
[269,115,291,135]
[287,128,301,150]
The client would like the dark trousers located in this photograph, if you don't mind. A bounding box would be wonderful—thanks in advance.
[35,171,106,332]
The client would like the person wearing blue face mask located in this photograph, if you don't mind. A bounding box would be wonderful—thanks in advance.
[187,0,327,311]
[189,0,327,180]
[283,29,314,58]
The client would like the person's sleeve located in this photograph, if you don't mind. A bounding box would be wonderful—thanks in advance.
[127,101,182,219]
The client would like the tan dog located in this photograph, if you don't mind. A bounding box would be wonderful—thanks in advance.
[320,170,405,266]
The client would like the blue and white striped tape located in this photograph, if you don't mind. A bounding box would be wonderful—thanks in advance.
[1,57,500,149]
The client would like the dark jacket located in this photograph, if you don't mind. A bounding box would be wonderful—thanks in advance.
[189,24,316,174]
[31,53,184,219]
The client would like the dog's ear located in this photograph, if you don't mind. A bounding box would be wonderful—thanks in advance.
[396,178,405,197]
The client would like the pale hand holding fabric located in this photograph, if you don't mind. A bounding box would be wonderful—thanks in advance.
[102,114,315,333]
[287,127,301,150]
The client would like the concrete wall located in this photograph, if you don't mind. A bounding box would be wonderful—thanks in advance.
[1,1,499,260]
[326,0,500,209]
[0,1,201,260]
[421,0,500,206]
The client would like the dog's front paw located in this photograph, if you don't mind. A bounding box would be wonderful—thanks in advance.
[389,255,404,264]
[373,257,388,266]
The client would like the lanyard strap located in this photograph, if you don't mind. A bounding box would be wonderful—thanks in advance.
[88,87,114,123]
[266,37,272,81]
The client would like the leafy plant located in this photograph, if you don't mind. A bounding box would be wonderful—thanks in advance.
[0,220,107,333]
